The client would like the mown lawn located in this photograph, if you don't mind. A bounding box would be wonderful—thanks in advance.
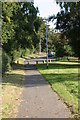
[24,52,46,59]
[0,48,2,119]
[0,48,2,74]
[2,58,24,118]
[36,61,79,116]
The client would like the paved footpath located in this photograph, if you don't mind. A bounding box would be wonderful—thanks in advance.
[17,61,71,118]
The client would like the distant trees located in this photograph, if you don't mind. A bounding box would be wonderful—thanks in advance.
[36,17,74,58]
[48,30,74,57]
[37,17,56,53]
[38,18,46,52]
[49,2,80,58]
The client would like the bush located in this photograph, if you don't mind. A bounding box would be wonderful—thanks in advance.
[56,47,65,57]
[2,50,11,74]
[10,49,22,63]
[64,45,74,57]
[21,48,30,57]
[30,48,34,54]
[21,48,35,57]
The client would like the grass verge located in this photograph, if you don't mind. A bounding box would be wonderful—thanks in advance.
[2,58,24,118]
[36,61,78,117]
[0,48,2,120]
[24,52,46,59]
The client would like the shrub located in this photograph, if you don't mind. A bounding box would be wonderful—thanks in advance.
[56,47,65,57]
[10,49,22,63]
[21,48,30,57]
[2,50,11,74]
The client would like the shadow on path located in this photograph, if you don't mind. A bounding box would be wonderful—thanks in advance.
[17,62,71,118]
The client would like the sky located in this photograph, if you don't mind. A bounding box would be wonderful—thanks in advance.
[34,0,60,29]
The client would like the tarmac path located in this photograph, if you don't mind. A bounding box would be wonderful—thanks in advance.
[17,60,71,118]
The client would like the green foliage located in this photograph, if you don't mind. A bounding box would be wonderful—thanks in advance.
[2,50,11,74]
[56,46,65,57]
[2,2,41,68]
[37,17,51,52]
[34,17,41,32]
[64,45,74,56]
[55,2,80,58]
[49,31,75,57]
[22,48,30,57]
[49,32,66,57]
[10,49,22,62]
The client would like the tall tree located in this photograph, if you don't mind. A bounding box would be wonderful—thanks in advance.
[55,2,80,58]
[2,2,40,61]
[37,17,51,52]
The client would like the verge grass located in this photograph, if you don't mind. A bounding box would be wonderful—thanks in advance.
[25,52,46,59]
[2,58,24,118]
[0,48,2,72]
[0,48,2,120]
[36,61,78,116]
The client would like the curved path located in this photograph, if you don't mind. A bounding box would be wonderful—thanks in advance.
[17,61,71,118]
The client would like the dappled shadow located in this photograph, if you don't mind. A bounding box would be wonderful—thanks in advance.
[2,73,48,88]
[12,63,24,70]
[24,74,48,87]
[42,73,78,83]
[2,63,25,87]
[36,62,79,70]
[24,64,36,70]
[3,72,77,88]
[2,73,25,87]
[23,56,46,60]
[2,63,48,88]
[66,60,79,63]
[2,73,49,88]
[2,62,79,88]
[22,72,78,87]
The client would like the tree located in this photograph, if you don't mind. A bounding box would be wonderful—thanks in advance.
[55,2,80,58]
[37,17,52,52]
[2,2,40,62]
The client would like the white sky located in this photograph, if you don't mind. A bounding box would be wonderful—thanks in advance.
[34,0,60,29]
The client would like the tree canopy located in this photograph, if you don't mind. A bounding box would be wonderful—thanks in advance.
[2,2,79,62]
[55,2,80,58]
[49,2,80,58]
[2,2,41,61]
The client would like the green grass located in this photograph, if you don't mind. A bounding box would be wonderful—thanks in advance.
[0,48,2,70]
[0,49,2,120]
[24,52,46,59]
[36,61,79,116]
[2,58,24,118]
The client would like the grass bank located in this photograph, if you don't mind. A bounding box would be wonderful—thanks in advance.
[24,52,46,59]
[36,61,78,117]
[2,58,24,118]
[0,48,2,120]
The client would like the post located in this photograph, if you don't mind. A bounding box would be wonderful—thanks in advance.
[43,60,45,64]
[46,20,48,68]
[36,61,38,64]
[28,61,29,64]
[17,60,19,64]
